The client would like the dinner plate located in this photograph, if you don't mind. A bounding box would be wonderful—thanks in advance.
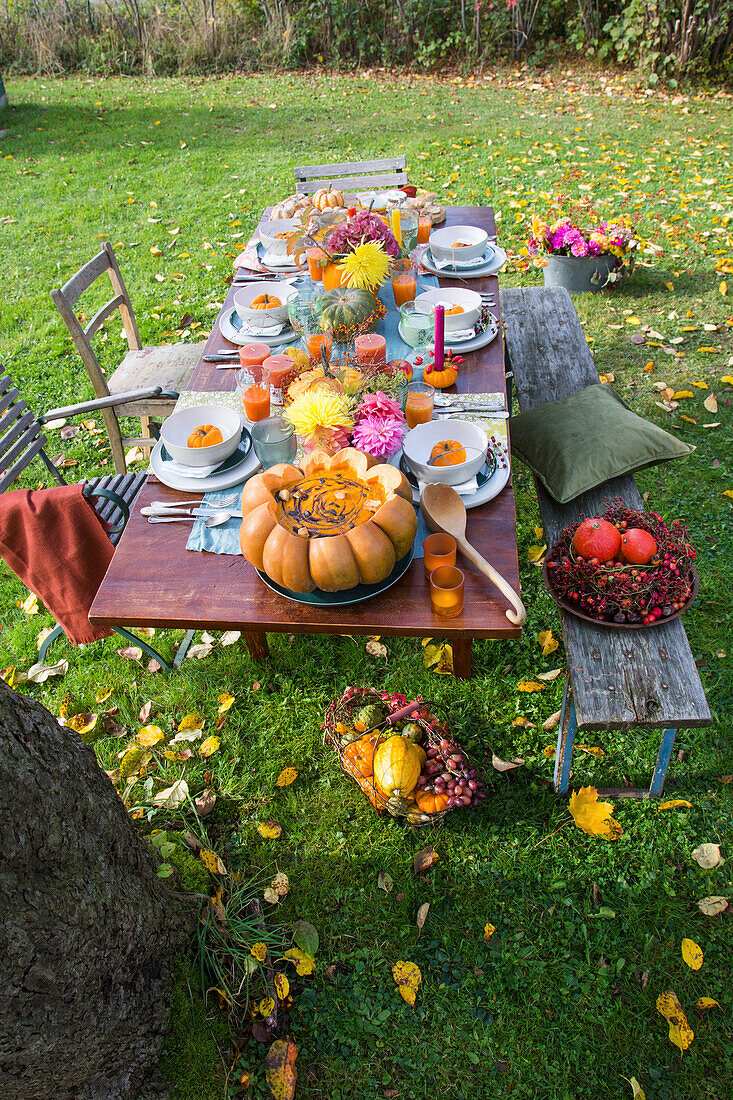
[398,444,510,510]
[422,245,507,279]
[219,307,299,347]
[399,316,500,355]
[150,433,261,492]
[256,545,415,606]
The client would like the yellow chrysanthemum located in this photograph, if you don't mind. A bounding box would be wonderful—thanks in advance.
[284,388,353,437]
[338,240,391,290]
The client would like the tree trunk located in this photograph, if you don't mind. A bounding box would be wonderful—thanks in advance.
[0,681,193,1100]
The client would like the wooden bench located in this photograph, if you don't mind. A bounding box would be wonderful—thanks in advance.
[502,287,711,797]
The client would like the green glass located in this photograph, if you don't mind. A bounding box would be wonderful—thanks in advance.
[400,302,433,348]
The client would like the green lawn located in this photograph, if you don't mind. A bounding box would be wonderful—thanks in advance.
[1,71,732,1100]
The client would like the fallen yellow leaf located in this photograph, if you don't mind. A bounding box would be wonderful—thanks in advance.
[178,712,204,731]
[392,960,421,1007]
[250,942,267,962]
[198,735,220,758]
[527,544,547,563]
[65,712,99,736]
[265,1038,298,1100]
[258,996,275,1017]
[423,640,454,675]
[274,973,290,999]
[275,767,298,787]
[681,938,703,970]
[673,390,693,399]
[569,786,622,840]
[703,392,718,413]
[657,990,694,1053]
[517,680,545,693]
[577,744,605,759]
[282,948,316,975]
[483,922,496,943]
[658,799,692,810]
[257,821,282,839]
[537,629,559,656]
[696,997,719,1010]
[136,724,165,747]
[217,692,235,714]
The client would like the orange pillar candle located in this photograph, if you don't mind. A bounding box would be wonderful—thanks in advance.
[354,333,386,366]
[429,565,465,618]
[238,342,271,386]
[262,354,293,407]
[391,208,402,248]
[242,384,270,422]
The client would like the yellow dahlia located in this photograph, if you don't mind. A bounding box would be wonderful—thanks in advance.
[338,240,391,291]
[284,388,353,437]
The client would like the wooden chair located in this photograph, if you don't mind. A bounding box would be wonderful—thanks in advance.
[294,157,408,195]
[0,367,188,670]
[51,242,205,475]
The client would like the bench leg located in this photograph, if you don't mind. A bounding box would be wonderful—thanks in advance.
[173,629,196,669]
[649,728,677,797]
[244,631,270,662]
[554,676,576,795]
[452,637,473,680]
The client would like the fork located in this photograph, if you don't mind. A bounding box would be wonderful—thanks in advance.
[148,491,240,509]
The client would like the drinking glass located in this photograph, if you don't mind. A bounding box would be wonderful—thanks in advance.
[391,258,418,307]
[429,565,465,618]
[423,533,457,581]
[404,381,435,429]
[399,208,419,253]
[399,302,433,348]
[417,215,432,245]
[251,416,297,468]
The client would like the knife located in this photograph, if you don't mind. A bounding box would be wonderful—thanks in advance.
[363,700,422,737]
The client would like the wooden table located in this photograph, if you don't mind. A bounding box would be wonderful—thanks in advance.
[90,206,521,678]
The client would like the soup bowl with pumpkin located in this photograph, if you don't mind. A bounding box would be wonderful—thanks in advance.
[160,405,243,468]
[402,419,488,486]
[234,282,297,327]
[413,288,482,333]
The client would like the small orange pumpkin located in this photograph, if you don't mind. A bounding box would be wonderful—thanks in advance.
[344,733,379,778]
[424,364,458,389]
[251,294,282,309]
[430,440,467,467]
[445,305,464,316]
[414,789,449,814]
[187,424,223,448]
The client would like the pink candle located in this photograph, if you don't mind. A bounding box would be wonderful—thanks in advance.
[434,305,445,372]
[263,354,294,407]
[238,342,271,386]
[354,333,386,366]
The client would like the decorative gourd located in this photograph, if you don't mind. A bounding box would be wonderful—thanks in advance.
[423,363,458,389]
[344,733,379,777]
[401,722,424,745]
[318,287,380,336]
[239,449,416,593]
[354,703,385,732]
[286,368,343,403]
[430,440,467,466]
[414,790,449,814]
[385,794,413,817]
[313,186,345,211]
[341,754,384,809]
[251,294,282,309]
[187,424,223,448]
[373,736,422,798]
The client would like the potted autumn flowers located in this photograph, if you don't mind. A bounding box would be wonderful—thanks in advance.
[528,211,638,293]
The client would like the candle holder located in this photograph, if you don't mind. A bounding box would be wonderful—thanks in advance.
[423,533,457,581]
[429,565,465,618]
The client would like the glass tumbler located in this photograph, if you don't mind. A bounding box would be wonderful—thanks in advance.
[429,566,465,618]
[250,416,297,468]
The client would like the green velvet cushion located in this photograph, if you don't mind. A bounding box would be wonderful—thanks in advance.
[509,384,694,504]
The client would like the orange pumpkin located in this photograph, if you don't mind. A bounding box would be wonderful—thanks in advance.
[423,363,458,389]
[342,753,387,809]
[239,449,416,593]
[445,305,464,316]
[187,424,223,448]
[251,294,282,309]
[344,733,379,777]
[415,789,449,813]
[430,440,467,467]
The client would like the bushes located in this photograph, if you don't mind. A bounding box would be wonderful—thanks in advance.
[0,0,730,79]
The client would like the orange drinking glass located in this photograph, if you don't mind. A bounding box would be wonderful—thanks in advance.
[305,331,332,362]
[241,384,270,422]
[404,381,435,429]
[429,565,465,618]
[307,247,327,281]
[423,533,457,580]
[391,258,418,307]
[417,215,432,245]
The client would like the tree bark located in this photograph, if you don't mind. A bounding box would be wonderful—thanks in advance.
[0,681,193,1100]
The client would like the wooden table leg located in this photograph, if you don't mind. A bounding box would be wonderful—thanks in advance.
[244,631,270,661]
[452,637,473,680]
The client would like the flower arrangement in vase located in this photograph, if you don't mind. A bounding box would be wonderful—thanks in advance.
[288,210,399,294]
[527,205,638,292]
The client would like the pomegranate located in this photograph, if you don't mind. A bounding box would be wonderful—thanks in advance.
[572,518,622,563]
[621,528,658,565]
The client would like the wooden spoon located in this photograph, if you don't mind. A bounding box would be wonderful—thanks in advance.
[420,482,526,626]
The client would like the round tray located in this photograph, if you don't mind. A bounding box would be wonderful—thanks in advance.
[257,545,414,606]
[542,560,699,629]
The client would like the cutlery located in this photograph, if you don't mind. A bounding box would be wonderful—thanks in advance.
[204,353,240,362]
[148,492,240,509]
[141,506,243,519]
[435,409,509,420]
[146,511,235,527]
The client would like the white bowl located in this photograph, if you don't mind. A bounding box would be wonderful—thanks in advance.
[233,281,298,327]
[356,189,403,213]
[429,225,488,264]
[414,288,482,332]
[403,419,488,486]
[258,218,299,256]
[160,405,243,468]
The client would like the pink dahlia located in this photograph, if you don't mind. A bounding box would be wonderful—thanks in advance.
[350,414,406,460]
[326,211,400,259]
[302,426,352,455]
[355,391,404,423]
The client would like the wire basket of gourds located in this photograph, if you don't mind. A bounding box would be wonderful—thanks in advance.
[323,686,487,827]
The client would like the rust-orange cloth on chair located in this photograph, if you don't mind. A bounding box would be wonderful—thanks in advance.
[0,484,114,644]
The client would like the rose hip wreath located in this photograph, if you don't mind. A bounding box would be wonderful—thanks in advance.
[545,503,697,626]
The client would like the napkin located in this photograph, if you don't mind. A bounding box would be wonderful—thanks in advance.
[261,246,299,270]
[430,250,490,271]
[167,458,223,478]
[236,318,285,338]
[418,476,478,497]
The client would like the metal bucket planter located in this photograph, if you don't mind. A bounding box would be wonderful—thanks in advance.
[542,254,632,293]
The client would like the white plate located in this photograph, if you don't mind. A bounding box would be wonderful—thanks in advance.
[399,315,500,355]
[150,437,261,492]
[422,244,507,279]
[404,445,510,510]
[220,308,299,347]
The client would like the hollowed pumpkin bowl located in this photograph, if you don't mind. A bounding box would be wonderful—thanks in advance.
[160,405,243,468]
[239,447,417,593]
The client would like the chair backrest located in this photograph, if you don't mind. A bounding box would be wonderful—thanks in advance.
[50,242,142,402]
[294,157,408,195]
[0,370,51,494]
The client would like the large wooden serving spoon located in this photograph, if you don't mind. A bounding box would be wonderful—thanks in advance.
[421,482,526,626]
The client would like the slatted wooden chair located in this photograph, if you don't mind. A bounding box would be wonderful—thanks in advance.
[0,367,182,670]
[294,157,408,195]
[51,242,205,475]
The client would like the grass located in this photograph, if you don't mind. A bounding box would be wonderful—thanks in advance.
[1,69,732,1099]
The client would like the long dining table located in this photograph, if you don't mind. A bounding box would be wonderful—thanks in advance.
[89,205,522,678]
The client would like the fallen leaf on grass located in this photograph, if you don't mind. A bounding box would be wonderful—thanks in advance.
[265,1038,298,1100]
[178,712,204,731]
[220,630,241,646]
[65,712,99,736]
[657,990,694,1053]
[257,821,282,839]
[136,725,165,747]
[422,639,454,675]
[681,938,703,970]
[483,923,496,943]
[392,960,421,1006]
[20,592,39,615]
[537,668,562,682]
[527,544,547,563]
[275,767,298,787]
[217,692,235,714]
[378,870,394,893]
[152,778,189,808]
[696,997,720,1010]
[491,749,525,774]
[569,786,622,840]
[577,744,605,759]
[413,846,440,875]
[543,745,556,759]
[271,872,290,897]
[198,735,220,758]
[200,848,227,875]
[258,996,275,1017]
[194,788,216,816]
[517,680,545,692]
[25,659,68,683]
[117,645,143,662]
[282,948,316,975]
[250,942,268,963]
[186,643,214,660]
[537,630,559,656]
[621,1076,646,1099]
[292,920,319,957]
[263,887,280,904]
[274,973,290,1000]
[512,716,536,728]
[119,744,152,779]
[696,896,729,916]
[138,700,152,722]
[658,799,692,810]
[416,902,430,934]
[164,747,191,761]
[170,728,203,744]
[691,842,722,869]
[543,710,562,730]
[365,639,388,659]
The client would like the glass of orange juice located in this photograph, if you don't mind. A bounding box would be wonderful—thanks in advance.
[237,369,270,422]
[404,381,435,429]
[391,258,418,307]
[417,215,432,245]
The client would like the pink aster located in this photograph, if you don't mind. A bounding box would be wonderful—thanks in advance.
[350,414,406,460]
[355,391,404,423]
